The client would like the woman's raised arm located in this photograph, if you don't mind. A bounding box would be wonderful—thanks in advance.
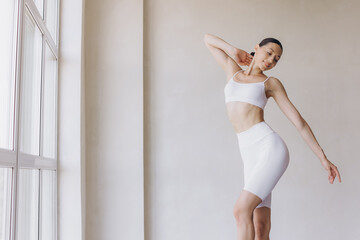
[204,33,252,80]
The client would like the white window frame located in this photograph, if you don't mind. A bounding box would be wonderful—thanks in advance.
[0,0,60,239]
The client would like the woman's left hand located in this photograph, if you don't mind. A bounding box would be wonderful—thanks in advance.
[321,159,341,184]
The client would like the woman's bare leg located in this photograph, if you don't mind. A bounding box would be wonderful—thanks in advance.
[253,207,271,240]
[233,189,263,240]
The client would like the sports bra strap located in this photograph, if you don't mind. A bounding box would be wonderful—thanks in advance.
[232,69,243,79]
[232,69,271,83]
[263,76,271,83]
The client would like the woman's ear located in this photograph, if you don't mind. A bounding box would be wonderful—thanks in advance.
[254,44,259,53]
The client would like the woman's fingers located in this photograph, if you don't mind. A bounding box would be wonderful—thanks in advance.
[328,164,341,184]
[239,53,252,66]
[328,171,334,183]
[333,166,341,183]
[238,54,252,66]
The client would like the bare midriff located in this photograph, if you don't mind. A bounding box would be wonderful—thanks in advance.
[225,101,265,133]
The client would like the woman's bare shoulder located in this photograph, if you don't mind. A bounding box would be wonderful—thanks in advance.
[266,77,288,97]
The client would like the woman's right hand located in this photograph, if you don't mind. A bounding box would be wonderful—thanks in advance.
[233,48,253,66]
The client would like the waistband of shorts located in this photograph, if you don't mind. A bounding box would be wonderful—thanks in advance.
[236,121,275,147]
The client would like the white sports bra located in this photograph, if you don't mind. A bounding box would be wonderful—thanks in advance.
[224,70,270,110]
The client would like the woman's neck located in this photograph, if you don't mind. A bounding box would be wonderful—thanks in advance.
[243,61,264,76]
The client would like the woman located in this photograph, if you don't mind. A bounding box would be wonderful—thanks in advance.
[204,33,341,240]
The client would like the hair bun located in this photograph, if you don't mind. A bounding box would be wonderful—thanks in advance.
[250,52,255,56]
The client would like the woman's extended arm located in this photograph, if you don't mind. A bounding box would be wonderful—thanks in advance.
[270,77,342,184]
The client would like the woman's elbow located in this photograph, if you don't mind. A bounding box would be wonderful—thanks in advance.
[295,116,306,130]
[204,34,211,45]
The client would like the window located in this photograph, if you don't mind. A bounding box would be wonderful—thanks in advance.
[0,0,59,239]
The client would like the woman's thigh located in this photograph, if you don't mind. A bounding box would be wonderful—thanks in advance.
[242,132,289,200]
[233,189,263,215]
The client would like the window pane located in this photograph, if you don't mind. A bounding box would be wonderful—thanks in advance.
[42,43,57,159]
[33,0,44,18]
[0,1,16,150]
[40,170,56,240]
[0,168,12,240]
[46,0,58,42]
[16,169,39,240]
[19,9,42,155]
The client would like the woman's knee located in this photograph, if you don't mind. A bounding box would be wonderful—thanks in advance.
[233,190,263,223]
[233,204,253,223]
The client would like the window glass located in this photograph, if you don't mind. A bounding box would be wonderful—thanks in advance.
[16,169,39,240]
[0,0,16,150]
[0,168,12,240]
[33,0,44,18]
[46,0,58,42]
[40,170,56,240]
[42,43,57,159]
[19,9,42,155]
[1,1,59,239]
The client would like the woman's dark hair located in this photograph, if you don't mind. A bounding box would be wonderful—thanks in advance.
[250,38,283,56]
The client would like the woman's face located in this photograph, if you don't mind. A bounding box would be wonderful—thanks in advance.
[254,42,282,71]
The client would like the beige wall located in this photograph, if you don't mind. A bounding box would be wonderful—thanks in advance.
[84,0,144,239]
[85,0,359,239]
